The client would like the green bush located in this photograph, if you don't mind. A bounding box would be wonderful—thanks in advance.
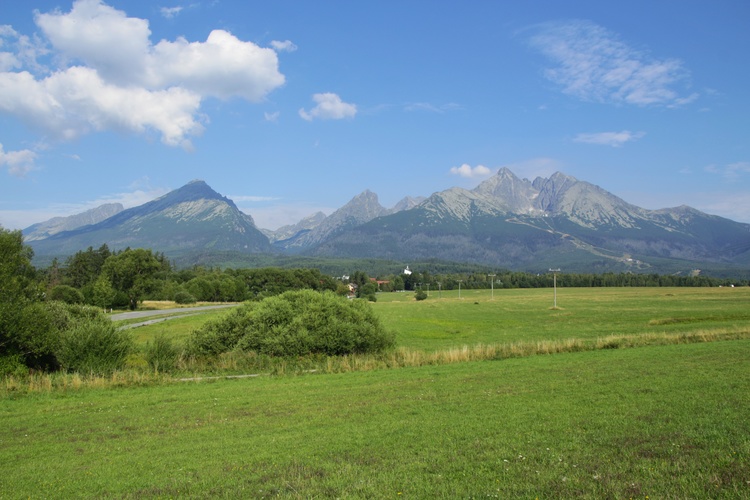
[415,289,428,301]
[57,320,134,375]
[47,285,84,304]
[188,290,395,357]
[144,334,180,372]
[174,290,197,304]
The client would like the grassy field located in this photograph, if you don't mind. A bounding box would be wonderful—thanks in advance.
[2,287,749,497]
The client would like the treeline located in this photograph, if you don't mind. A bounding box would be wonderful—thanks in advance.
[41,244,341,309]
[34,244,747,311]
[396,270,747,290]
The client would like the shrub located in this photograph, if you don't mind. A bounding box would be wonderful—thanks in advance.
[187,290,396,357]
[415,290,428,301]
[57,320,134,375]
[174,290,197,304]
[145,334,180,372]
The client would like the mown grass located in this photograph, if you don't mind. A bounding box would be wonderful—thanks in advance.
[376,286,750,350]
[1,340,748,498]
[2,287,749,497]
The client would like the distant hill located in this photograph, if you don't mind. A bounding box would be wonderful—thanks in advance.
[23,203,124,241]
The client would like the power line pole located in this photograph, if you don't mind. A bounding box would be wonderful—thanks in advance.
[488,274,496,300]
[549,269,561,308]
[457,280,463,299]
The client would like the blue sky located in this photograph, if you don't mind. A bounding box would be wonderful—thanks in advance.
[1,0,749,231]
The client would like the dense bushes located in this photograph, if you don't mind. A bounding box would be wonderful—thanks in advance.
[188,290,396,357]
[56,318,134,374]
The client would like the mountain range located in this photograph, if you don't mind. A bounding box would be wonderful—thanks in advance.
[24,171,750,275]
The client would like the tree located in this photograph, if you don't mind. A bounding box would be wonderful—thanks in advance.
[92,275,116,311]
[0,227,50,373]
[101,248,162,310]
[65,244,111,288]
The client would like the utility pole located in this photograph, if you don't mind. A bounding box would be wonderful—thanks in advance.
[438,282,442,299]
[488,274,496,300]
[549,269,561,308]
[457,280,463,299]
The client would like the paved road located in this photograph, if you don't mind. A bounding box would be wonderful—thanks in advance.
[110,304,238,322]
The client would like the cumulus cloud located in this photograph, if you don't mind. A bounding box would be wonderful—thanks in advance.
[0,0,286,148]
[527,20,697,107]
[574,130,645,147]
[450,163,492,178]
[299,93,357,121]
[0,143,37,177]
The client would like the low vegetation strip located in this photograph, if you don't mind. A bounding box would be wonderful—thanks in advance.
[3,326,748,394]
[2,340,748,498]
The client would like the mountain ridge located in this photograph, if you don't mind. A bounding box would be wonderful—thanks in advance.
[24,172,750,274]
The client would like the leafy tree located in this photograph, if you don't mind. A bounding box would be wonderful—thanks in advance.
[48,284,85,304]
[101,248,162,310]
[0,227,42,371]
[65,244,111,288]
[92,275,116,311]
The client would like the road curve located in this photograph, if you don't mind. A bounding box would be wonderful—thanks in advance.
[110,304,239,322]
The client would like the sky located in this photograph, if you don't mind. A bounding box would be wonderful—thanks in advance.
[1,0,749,231]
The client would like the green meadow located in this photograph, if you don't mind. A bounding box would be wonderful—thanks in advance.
[2,287,749,498]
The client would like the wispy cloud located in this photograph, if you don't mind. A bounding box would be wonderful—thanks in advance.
[299,93,357,121]
[449,163,491,178]
[229,195,280,203]
[404,102,462,113]
[159,6,183,19]
[527,20,697,107]
[705,161,750,179]
[270,40,297,52]
[574,130,645,147]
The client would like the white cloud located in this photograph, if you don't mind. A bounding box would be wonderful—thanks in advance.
[149,30,285,101]
[160,6,183,19]
[450,163,491,178]
[0,67,204,147]
[574,130,645,147]
[299,93,357,121]
[264,111,280,122]
[0,0,285,147]
[0,143,37,177]
[528,20,696,107]
[270,40,297,52]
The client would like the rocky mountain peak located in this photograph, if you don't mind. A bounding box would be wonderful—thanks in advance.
[473,168,538,213]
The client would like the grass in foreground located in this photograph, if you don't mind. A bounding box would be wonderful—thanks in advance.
[1,340,748,498]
